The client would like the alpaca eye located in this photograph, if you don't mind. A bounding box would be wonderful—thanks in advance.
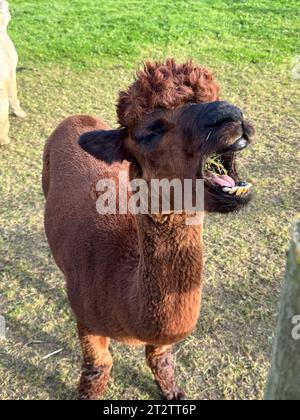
[153,128,165,137]
[137,130,165,146]
[136,120,167,146]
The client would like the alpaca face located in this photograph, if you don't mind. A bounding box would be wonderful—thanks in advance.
[79,100,255,214]
[0,1,11,29]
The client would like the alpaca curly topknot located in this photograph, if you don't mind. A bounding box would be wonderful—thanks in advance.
[117,58,220,128]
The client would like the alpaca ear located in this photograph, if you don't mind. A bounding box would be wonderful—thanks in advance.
[78,129,132,164]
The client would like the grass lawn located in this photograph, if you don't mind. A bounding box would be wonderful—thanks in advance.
[0,0,299,400]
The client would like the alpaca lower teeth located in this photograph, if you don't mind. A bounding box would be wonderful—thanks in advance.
[229,187,239,195]
[222,183,252,196]
[236,187,246,196]
[222,187,232,193]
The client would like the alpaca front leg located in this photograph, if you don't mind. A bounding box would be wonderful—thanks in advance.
[0,87,10,145]
[146,344,187,400]
[77,323,113,400]
[9,72,26,118]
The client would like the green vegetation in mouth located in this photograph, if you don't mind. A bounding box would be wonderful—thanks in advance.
[205,154,228,176]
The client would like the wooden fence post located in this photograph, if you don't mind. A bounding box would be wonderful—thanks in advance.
[265,215,300,400]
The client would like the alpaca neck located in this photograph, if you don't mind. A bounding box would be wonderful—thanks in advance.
[133,213,204,344]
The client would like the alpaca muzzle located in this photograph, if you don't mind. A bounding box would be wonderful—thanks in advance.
[201,103,255,207]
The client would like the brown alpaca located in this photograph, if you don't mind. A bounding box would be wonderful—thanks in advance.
[43,59,255,400]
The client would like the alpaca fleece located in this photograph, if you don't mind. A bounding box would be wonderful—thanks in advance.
[0,0,26,145]
[117,58,219,128]
[43,59,253,400]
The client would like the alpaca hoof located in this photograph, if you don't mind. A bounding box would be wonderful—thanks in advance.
[78,381,108,400]
[78,364,111,400]
[14,109,26,118]
[78,389,100,401]
[164,387,187,400]
[0,137,11,146]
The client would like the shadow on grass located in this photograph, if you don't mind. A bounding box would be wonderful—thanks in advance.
[0,224,164,400]
[0,347,77,400]
[111,357,160,400]
[0,224,76,399]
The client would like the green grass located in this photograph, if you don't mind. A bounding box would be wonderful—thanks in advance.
[0,0,299,400]
[10,0,300,69]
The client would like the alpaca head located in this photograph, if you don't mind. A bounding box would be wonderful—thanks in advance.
[0,0,11,30]
[80,59,255,214]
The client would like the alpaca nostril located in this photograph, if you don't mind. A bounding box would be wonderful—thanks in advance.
[230,137,248,151]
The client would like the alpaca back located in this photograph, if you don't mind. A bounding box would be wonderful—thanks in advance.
[43,116,137,271]
[42,115,109,198]
[43,116,139,332]
[43,115,115,228]
[43,116,110,270]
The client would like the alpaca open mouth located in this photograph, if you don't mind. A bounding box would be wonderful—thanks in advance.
[203,137,252,199]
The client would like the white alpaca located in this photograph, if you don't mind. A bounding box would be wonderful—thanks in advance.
[0,0,26,145]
